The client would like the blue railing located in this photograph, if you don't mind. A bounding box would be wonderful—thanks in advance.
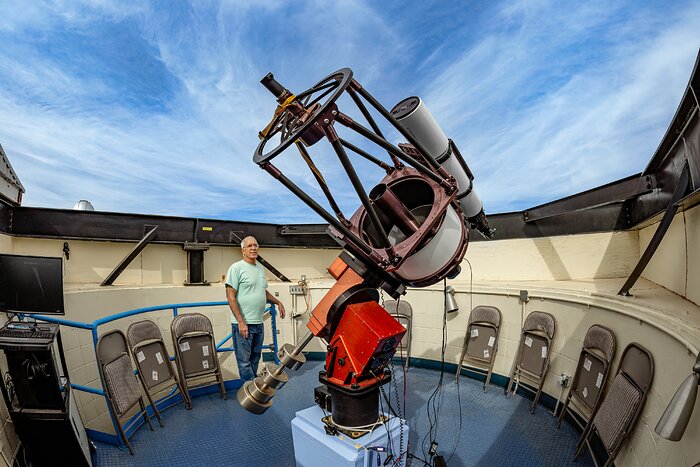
[30,300,279,448]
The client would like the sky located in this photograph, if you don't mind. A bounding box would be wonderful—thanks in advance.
[1,0,699,224]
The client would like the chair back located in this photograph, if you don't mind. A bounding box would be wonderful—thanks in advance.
[571,325,617,411]
[519,311,556,377]
[171,313,218,377]
[583,324,616,363]
[523,311,556,339]
[384,300,412,348]
[96,330,141,416]
[469,305,501,327]
[465,306,501,362]
[592,343,653,455]
[127,320,175,390]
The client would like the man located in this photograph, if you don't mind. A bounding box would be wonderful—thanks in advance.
[225,236,286,381]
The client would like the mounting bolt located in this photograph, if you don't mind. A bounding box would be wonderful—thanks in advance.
[323,118,330,124]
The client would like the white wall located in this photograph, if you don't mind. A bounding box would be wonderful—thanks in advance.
[640,202,700,306]
[1,204,699,466]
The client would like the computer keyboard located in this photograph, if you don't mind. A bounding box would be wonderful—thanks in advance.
[0,328,55,339]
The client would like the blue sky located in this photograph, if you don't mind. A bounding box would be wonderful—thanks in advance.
[1,0,699,223]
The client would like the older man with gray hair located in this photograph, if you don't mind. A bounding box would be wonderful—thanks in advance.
[225,236,285,381]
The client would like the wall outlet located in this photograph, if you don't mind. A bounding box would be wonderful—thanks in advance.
[558,373,570,387]
[290,285,304,295]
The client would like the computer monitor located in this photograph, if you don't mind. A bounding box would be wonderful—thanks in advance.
[0,254,65,315]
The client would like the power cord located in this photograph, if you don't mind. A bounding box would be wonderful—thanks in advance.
[421,279,449,462]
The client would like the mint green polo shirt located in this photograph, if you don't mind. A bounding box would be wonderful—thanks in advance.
[225,260,268,324]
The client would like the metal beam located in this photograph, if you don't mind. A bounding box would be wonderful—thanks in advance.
[101,226,160,286]
[618,163,690,296]
[524,174,656,223]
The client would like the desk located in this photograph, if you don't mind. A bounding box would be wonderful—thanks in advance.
[292,405,408,467]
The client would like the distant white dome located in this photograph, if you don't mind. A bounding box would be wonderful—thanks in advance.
[72,200,95,211]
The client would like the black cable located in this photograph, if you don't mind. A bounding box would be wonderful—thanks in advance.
[445,261,472,464]
[421,279,449,460]
[391,296,406,466]
[407,452,432,466]
[377,377,395,460]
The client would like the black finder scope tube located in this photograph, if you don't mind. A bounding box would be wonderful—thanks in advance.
[261,73,290,101]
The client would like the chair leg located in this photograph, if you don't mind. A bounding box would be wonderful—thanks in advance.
[177,366,193,409]
[484,365,494,393]
[144,389,164,427]
[217,370,227,400]
[573,424,591,462]
[531,382,544,414]
[115,418,134,455]
[506,368,517,397]
[139,398,155,431]
[404,343,411,372]
[556,399,569,428]
[173,371,191,410]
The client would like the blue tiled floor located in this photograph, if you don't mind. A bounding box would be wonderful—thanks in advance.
[93,361,594,466]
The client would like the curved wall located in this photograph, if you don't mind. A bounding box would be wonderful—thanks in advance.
[0,202,699,466]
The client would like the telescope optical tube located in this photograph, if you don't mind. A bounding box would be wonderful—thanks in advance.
[390,97,493,238]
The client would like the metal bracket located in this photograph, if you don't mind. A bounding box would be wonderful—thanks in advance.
[101,225,159,286]
[618,163,690,295]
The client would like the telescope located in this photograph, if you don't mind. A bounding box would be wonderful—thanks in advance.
[238,68,492,434]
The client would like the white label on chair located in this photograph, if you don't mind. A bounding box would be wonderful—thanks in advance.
[583,386,588,398]
[155,352,163,364]
[596,372,603,388]
[202,360,209,369]
[488,336,495,347]
[202,345,209,356]
[152,370,158,381]
[541,346,548,358]
[180,341,190,352]
[584,358,592,371]
[471,329,479,338]
[136,351,145,363]
[525,336,533,347]
[483,349,490,359]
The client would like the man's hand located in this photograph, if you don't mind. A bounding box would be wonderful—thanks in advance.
[238,322,249,339]
[277,301,286,319]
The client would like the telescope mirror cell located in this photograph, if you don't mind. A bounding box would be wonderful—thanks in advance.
[395,204,465,283]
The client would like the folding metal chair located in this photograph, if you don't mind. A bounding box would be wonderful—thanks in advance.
[383,299,412,370]
[506,311,556,413]
[456,306,502,391]
[127,320,191,420]
[574,343,654,467]
[171,313,227,405]
[96,329,154,454]
[557,324,616,431]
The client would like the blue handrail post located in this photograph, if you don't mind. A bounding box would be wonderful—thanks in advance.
[268,303,280,365]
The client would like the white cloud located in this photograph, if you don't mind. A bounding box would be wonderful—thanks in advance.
[0,0,698,223]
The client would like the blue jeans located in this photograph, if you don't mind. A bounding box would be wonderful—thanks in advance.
[232,323,264,382]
